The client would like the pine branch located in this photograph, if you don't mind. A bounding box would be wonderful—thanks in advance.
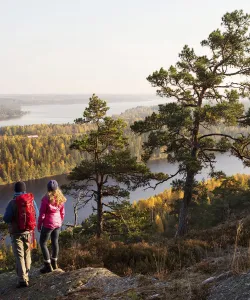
[145,168,185,190]
[199,133,241,142]
[202,148,227,152]
[200,149,216,172]
[222,67,250,76]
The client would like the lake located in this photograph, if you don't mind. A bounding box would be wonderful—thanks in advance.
[0,155,249,225]
[0,97,249,224]
[0,96,166,127]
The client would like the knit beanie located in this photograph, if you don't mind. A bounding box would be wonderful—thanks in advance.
[14,181,26,193]
[47,180,59,192]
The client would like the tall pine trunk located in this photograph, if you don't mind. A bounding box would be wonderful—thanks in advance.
[176,170,195,236]
[176,93,203,237]
[73,206,78,227]
[96,190,103,238]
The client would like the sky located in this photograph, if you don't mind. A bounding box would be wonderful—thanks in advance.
[0,0,249,94]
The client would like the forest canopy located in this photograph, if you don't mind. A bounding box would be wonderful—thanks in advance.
[0,107,166,184]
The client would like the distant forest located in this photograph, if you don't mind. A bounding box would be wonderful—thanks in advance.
[0,106,164,184]
[0,105,248,185]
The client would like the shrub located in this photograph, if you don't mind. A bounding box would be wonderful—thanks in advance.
[0,245,15,273]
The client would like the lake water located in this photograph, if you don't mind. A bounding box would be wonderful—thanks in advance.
[0,155,249,225]
[0,97,166,127]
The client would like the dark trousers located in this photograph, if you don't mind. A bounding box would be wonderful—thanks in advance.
[39,227,60,262]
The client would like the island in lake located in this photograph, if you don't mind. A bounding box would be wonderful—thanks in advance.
[0,98,28,121]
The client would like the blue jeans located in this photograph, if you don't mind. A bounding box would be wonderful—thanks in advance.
[39,227,60,262]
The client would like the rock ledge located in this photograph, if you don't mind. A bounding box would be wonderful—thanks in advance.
[0,267,168,300]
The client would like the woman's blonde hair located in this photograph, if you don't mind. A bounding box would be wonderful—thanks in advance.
[47,189,67,206]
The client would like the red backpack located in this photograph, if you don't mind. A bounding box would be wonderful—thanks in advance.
[15,193,36,231]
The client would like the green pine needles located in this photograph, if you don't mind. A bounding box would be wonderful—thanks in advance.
[131,10,250,236]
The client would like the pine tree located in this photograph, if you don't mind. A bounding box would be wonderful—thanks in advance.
[69,94,155,237]
[131,10,250,236]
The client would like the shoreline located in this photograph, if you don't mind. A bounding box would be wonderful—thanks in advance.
[0,157,169,187]
[0,111,29,122]
[0,172,69,187]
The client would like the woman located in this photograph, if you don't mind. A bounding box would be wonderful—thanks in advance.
[38,180,66,273]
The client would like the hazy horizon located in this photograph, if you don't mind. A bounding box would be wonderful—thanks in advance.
[0,93,155,96]
[1,0,250,94]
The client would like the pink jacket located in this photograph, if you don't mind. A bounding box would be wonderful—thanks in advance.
[38,196,65,230]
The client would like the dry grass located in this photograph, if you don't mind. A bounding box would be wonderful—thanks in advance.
[55,214,250,280]
[57,236,212,277]
[1,208,250,299]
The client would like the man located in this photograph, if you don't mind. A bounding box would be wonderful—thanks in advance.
[3,181,38,288]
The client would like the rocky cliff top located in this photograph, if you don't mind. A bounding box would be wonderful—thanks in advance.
[0,267,168,300]
[2,264,250,299]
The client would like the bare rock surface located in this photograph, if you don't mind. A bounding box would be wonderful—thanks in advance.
[0,267,168,300]
[208,271,250,300]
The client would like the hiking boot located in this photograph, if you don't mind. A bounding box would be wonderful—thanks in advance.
[16,281,29,288]
[51,258,58,270]
[40,262,53,274]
